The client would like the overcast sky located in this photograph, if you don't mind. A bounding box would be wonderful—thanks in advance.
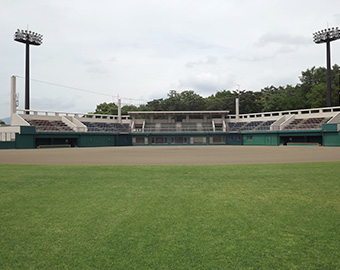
[1,0,340,119]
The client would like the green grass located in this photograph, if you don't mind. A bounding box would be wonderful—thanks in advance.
[0,163,339,269]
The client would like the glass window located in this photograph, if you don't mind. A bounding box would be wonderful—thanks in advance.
[210,136,226,144]
[192,137,205,144]
[135,137,146,144]
[151,137,168,144]
[171,136,187,144]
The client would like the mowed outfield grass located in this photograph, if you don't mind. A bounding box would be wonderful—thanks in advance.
[0,163,339,269]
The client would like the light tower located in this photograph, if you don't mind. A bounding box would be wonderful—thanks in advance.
[313,27,340,106]
[14,29,43,113]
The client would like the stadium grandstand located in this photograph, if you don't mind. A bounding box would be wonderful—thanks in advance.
[1,105,340,149]
[1,76,340,149]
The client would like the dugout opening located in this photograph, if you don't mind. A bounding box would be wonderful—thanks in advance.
[280,135,322,146]
[35,137,78,148]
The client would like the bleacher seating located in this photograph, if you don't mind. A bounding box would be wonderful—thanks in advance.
[227,120,275,132]
[202,122,214,132]
[284,117,330,130]
[82,122,129,133]
[142,122,215,133]
[113,123,129,132]
[228,122,247,132]
[240,121,262,131]
[284,119,304,130]
[256,120,275,131]
[28,120,74,132]
[182,123,198,132]
[23,112,333,135]
[143,123,155,132]
[160,123,176,132]
[298,117,330,130]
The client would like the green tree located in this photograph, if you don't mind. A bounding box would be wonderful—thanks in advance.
[331,64,340,106]
[121,104,139,115]
[94,102,118,115]
[145,99,165,111]
[298,65,340,107]
[306,83,326,108]
[238,90,264,114]
[299,66,327,86]
[0,120,6,126]
[162,90,181,110]
[205,90,236,112]
[178,90,206,111]
[261,86,281,112]
[284,84,305,110]
[306,82,340,108]
[156,90,206,111]
[91,65,340,115]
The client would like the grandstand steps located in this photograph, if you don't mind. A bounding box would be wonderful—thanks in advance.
[197,123,203,132]
[254,120,275,131]
[253,121,266,131]
[227,122,248,132]
[176,123,182,132]
[240,121,262,131]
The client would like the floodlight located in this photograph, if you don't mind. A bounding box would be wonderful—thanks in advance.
[14,28,43,112]
[313,26,340,106]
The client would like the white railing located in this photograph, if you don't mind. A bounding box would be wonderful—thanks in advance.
[16,109,131,122]
[227,106,340,122]
[17,106,340,124]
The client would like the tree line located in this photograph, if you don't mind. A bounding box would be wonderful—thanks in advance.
[92,65,340,115]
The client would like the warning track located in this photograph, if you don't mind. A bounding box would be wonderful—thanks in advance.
[1,145,340,165]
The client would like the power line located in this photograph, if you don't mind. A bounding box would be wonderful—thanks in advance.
[15,75,148,103]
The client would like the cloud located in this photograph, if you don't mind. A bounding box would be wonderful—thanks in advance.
[83,59,112,75]
[255,32,310,47]
[276,45,296,54]
[224,54,274,63]
[108,57,117,62]
[178,72,234,95]
[86,65,109,75]
[31,96,77,112]
[1,0,337,118]
[185,56,218,68]
[335,14,340,24]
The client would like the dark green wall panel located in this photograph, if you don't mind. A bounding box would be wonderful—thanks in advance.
[0,141,16,149]
[15,134,35,149]
[243,133,279,146]
[323,132,340,146]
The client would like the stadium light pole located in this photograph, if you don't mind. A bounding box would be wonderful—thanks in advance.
[313,27,340,107]
[14,29,43,113]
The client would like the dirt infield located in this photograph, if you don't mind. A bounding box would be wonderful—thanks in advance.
[1,145,340,165]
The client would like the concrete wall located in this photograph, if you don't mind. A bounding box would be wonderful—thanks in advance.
[0,126,20,141]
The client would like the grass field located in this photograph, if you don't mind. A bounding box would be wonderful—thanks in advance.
[0,162,339,269]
